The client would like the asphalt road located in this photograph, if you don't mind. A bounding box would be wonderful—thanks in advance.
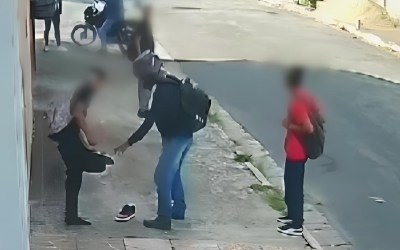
[181,62,400,250]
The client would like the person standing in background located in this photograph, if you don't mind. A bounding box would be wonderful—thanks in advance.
[277,67,321,236]
[125,0,155,118]
[43,0,65,52]
[98,0,124,52]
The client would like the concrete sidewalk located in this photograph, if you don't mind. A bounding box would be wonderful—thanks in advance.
[30,15,307,250]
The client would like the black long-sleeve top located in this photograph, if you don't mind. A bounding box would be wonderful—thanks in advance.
[127,81,193,145]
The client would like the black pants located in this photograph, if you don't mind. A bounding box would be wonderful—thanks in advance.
[284,159,306,228]
[44,11,61,46]
[57,144,111,219]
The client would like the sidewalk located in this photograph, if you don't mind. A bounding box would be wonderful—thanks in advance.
[30,3,307,249]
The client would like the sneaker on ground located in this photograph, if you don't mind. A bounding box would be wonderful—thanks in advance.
[115,204,136,222]
[277,224,303,237]
[277,215,292,224]
[43,46,49,52]
[55,45,68,52]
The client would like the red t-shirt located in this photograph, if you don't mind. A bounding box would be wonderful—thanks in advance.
[285,89,319,161]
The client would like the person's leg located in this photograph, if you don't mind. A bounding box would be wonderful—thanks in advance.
[43,18,52,49]
[137,79,152,117]
[52,11,61,46]
[291,161,306,229]
[58,145,91,225]
[171,139,193,219]
[65,168,83,219]
[98,19,114,50]
[283,159,293,220]
[144,137,193,230]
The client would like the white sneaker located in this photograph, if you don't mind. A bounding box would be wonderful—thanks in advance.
[100,165,113,178]
[55,45,68,52]
[43,45,49,52]
[277,224,303,236]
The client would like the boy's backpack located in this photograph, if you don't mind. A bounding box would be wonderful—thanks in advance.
[132,51,212,132]
[305,109,325,160]
[165,75,211,133]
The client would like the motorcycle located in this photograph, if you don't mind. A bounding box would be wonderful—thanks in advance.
[70,0,135,55]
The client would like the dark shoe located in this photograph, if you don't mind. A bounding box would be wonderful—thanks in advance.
[277,224,303,236]
[115,204,136,222]
[65,217,91,226]
[277,215,292,224]
[171,213,185,220]
[104,155,115,166]
[143,217,171,230]
[137,110,150,119]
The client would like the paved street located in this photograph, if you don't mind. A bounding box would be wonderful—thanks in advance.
[181,63,400,250]
[152,0,400,249]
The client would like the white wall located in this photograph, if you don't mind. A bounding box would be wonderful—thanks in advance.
[386,0,400,20]
[0,0,30,249]
[370,0,400,21]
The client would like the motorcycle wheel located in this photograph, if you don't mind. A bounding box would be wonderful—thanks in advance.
[71,23,97,46]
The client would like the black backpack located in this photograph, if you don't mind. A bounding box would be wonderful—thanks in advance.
[305,111,325,160]
[165,75,211,133]
[132,51,211,132]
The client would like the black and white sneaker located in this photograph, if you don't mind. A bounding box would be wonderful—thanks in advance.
[115,204,136,222]
[277,224,303,236]
[277,216,292,224]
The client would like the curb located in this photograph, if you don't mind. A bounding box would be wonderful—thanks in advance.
[259,0,400,58]
[208,99,347,249]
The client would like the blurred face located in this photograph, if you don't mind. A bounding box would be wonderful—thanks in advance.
[90,73,106,91]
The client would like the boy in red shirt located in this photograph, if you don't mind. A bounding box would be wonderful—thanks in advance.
[277,67,319,236]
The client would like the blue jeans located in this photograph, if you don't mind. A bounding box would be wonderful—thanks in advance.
[155,136,193,219]
[98,19,116,49]
[284,159,306,228]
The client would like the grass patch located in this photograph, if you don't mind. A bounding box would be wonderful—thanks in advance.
[208,112,222,124]
[234,153,253,163]
[250,184,286,213]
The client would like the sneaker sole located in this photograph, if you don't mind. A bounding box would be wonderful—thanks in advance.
[277,219,292,224]
[114,214,135,222]
[277,228,303,237]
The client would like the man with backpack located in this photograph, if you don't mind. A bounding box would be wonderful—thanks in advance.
[277,67,324,236]
[114,52,210,230]
[48,68,114,225]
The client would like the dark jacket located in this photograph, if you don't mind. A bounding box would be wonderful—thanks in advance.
[128,81,193,145]
[34,0,62,19]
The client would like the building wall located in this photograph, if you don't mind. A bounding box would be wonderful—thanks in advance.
[385,0,400,20]
[370,0,400,21]
[0,0,31,249]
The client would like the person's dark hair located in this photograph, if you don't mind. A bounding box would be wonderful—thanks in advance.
[286,67,304,88]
